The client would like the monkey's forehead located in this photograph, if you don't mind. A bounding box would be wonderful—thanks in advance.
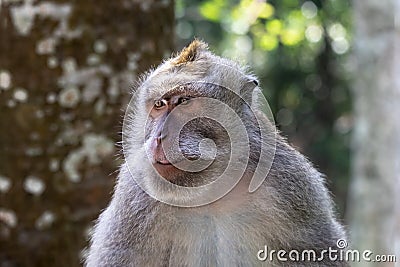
[139,58,253,101]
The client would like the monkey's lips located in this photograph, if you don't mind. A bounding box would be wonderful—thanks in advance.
[156,158,172,165]
[153,160,182,181]
[152,149,183,180]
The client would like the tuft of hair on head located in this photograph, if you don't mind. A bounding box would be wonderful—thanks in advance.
[172,39,208,65]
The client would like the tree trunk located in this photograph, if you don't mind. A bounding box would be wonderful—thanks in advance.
[0,1,174,266]
[347,0,400,265]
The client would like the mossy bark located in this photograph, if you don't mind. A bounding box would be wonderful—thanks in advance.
[0,1,174,266]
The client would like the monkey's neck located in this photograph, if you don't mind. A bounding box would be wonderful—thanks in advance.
[205,172,254,213]
[160,172,255,217]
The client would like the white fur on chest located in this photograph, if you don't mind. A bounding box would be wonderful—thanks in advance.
[145,210,266,267]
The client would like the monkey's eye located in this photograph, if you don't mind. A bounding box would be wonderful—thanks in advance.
[177,97,190,105]
[154,99,167,109]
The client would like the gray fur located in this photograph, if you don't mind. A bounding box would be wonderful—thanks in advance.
[86,40,348,267]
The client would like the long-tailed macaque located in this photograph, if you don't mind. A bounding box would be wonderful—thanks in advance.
[86,40,348,266]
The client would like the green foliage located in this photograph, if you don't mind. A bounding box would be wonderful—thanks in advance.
[199,0,227,21]
[176,0,352,217]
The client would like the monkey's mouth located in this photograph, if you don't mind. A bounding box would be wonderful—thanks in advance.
[153,160,182,181]
[152,147,174,165]
[154,152,176,165]
[156,159,172,165]
[151,146,203,181]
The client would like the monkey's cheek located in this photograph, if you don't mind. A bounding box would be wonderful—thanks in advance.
[153,163,183,181]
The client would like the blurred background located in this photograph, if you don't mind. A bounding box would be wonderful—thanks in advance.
[0,0,398,266]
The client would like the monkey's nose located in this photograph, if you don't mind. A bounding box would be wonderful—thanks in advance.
[156,131,167,145]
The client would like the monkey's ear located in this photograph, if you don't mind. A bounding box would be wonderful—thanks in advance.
[240,77,259,103]
[172,39,208,65]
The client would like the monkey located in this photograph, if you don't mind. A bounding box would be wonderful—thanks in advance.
[85,40,348,267]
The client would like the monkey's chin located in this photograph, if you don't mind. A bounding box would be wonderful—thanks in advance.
[153,162,184,182]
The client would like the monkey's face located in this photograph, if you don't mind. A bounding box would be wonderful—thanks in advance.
[122,40,276,206]
[143,84,234,187]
